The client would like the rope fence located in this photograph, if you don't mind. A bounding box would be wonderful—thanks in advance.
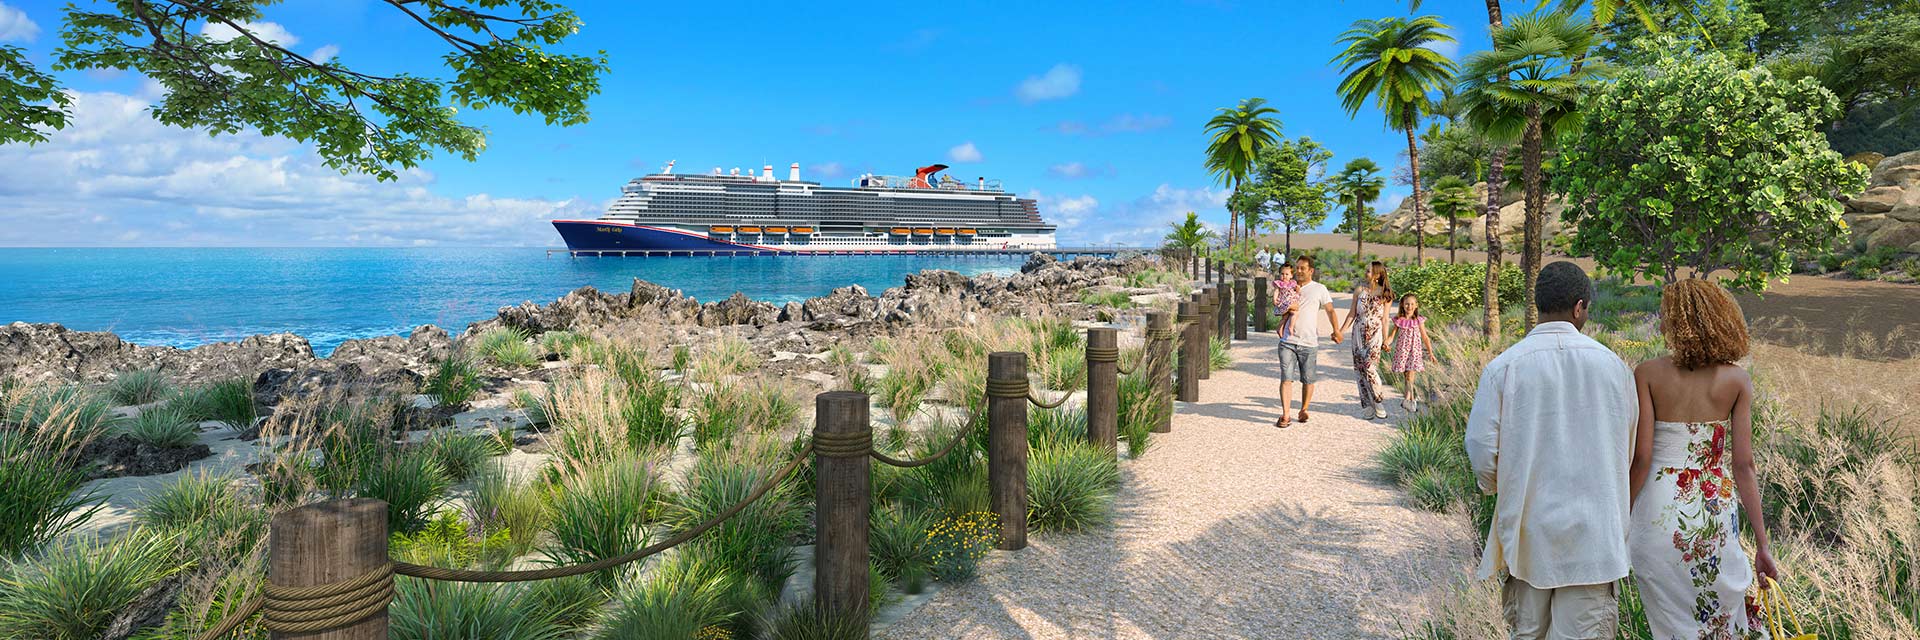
[194,306,1201,640]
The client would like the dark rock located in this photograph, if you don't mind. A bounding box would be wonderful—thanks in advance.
[0,322,313,386]
[80,434,214,480]
[393,402,460,432]
[1020,252,1058,274]
[698,292,780,327]
[253,361,423,410]
[801,285,878,326]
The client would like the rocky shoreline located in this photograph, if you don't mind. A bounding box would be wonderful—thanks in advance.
[1,252,1166,405]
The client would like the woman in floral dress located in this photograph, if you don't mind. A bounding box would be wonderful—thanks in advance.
[1336,261,1391,419]
[1628,279,1777,639]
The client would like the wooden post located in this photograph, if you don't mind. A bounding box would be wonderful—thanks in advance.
[1145,311,1174,432]
[1254,275,1271,333]
[1203,256,1213,283]
[1214,284,1231,343]
[1197,288,1215,380]
[986,352,1029,551]
[814,391,871,626]
[269,498,389,640]
[1233,278,1249,340]
[1176,302,1202,403]
[1085,328,1118,454]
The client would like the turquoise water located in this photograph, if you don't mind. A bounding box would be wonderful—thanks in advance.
[0,248,1024,355]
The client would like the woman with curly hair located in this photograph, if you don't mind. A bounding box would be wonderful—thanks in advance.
[1628,279,1777,639]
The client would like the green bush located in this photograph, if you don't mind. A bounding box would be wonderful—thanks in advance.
[476,327,541,369]
[421,430,492,482]
[1125,269,1189,289]
[1077,289,1135,308]
[762,602,868,640]
[870,507,936,594]
[1387,261,1525,321]
[356,449,451,534]
[469,461,548,559]
[0,433,102,556]
[671,448,806,594]
[123,406,200,449]
[1026,442,1119,532]
[1027,406,1086,451]
[389,510,514,568]
[425,357,482,407]
[1117,370,1165,459]
[389,576,570,640]
[0,530,185,639]
[106,369,173,405]
[544,456,658,583]
[596,553,740,640]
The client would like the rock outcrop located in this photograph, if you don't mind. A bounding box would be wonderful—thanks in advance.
[1376,183,1572,243]
[1843,150,1920,254]
[0,322,314,386]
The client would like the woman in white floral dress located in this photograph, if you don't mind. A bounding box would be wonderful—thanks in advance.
[1628,280,1778,640]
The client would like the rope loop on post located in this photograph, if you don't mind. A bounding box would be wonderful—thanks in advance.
[1085,346,1120,363]
[986,376,1069,409]
[261,562,395,632]
[811,429,872,458]
[1146,328,1175,340]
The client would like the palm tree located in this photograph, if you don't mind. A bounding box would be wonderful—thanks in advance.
[1332,16,1457,264]
[1331,158,1386,255]
[1457,11,1604,328]
[1164,212,1214,263]
[1428,175,1479,263]
[1203,98,1283,245]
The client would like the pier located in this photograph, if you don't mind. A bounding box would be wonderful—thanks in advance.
[543,246,1143,259]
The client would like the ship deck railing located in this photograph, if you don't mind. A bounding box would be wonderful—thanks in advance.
[545,247,1141,259]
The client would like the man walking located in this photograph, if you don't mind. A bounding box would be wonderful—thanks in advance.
[1275,255,1340,427]
[1465,261,1638,639]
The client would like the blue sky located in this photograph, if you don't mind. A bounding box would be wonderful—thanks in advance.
[0,0,1494,247]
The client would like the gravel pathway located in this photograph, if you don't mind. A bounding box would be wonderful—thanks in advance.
[876,307,1473,639]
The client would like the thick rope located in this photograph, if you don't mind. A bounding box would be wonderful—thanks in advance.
[193,562,394,640]
[1085,346,1119,363]
[870,419,979,468]
[985,376,1070,409]
[811,429,871,458]
[193,596,262,640]
[394,446,812,583]
[1146,328,1175,340]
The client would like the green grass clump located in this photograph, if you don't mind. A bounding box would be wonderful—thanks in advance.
[1117,371,1165,459]
[622,373,682,452]
[421,430,493,482]
[671,446,806,595]
[469,462,549,559]
[545,456,658,583]
[176,378,257,432]
[597,553,741,639]
[389,576,570,640]
[521,574,605,632]
[0,530,185,639]
[762,603,868,640]
[513,388,554,431]
[137,471,240,531]
[874,363,936,426]
[692,336,759,383]
[106,369,173,405]
[0,432,102,556]
[425,356,482,407]
[1027,406,1087,451]
[537,330,592,357]
[356,449,451,534]
[1042,346,1087,393]
[1026,442,1119,533]
[476,327,541,369]
[692,387,748,452]
[390,510,514,569]
[1208,337,1232,369]
[7,386,117,440]
[1077,289,1135,308]
[871,508,936,595]
[123,406,200,448]
[1125,269,1189,289]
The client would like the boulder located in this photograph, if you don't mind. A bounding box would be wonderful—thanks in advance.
[1865,220,1920,253]
[79,434,213,480]
[0,323,313,385]
[1870,150,1920,188]
[903,269,971,293]
[253,361,424,410]
[800,285,878,325]
[1848,186,1904,213]
[1020,252,1058,274]
[697,292,779,327]
[1849,213,1892,239]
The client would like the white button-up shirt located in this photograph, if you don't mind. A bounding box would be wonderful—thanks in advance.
[1465,321,1638,589]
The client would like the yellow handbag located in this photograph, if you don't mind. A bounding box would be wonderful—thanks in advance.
[1759,577,1817,640]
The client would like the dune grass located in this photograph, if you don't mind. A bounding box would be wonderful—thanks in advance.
[670,442,806,595]
[543,455,659,584]
[106,369,173,405]
[468,461,549,559]
[424,356,482,407]
[0,530,186,640]
[1026,441,1120,533]
[475,327,541,369]
[122,405,200,449]
[389,576,571,640]
[0,428,102,557]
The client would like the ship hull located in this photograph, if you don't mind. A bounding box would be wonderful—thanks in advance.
[552,220,1051,254]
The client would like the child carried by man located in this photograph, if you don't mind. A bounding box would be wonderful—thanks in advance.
[1271,263,1299,339]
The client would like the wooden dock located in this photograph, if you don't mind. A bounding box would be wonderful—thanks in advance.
[544,247,1143,259]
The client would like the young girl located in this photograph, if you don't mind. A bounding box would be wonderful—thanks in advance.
[1385,293,1438,411]
[1271,263,1298,339]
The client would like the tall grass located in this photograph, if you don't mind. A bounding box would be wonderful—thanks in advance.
[596,553,741,639]
[1078,289,1135,308]
[671,442,806,594]
[7,385,117,439]
[544,455,659,583]
[1117,370,1165,459]
[475,327,541,369]
[1026,442,1120,533]
[425,356,482,407]
[421,430,493,482]
[692,336,759,383]
[1027,406,1087,451]
[1209,336,1233,369]
[1125,269,1189,289]
[762,603,869,640]
[0,530,186,640]
[358,448,452,534]
[0,427,102,556]
[194,378,258,431]
[871,507,936,594]
[469,461,549,559]
[896,416,990,518]
[548,371,681,468]
[389,577,570,640]
[123,405,200,448]
[106,369,173,405]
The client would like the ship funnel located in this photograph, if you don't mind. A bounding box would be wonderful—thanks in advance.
[978,177,985,189]
[762,164,773,181]
[789,163,800,181]
[663,160,675,175]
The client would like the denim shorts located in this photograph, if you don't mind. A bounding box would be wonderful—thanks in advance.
[1278,342,1317,384]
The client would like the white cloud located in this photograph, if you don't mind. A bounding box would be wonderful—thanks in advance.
[1015,64,1081,103]
[947,142,982,163]
[809,162,847,179]
[310,44,340,63]
[0,91,598,247]
[1038,184,1228,246]
[0,2,39,42]
[201,20,300,46]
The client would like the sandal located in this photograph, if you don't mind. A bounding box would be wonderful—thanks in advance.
[1275,416,1291,429]
[1298,410,1310,424]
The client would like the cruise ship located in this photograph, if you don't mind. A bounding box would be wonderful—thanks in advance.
[552,162,1057,253]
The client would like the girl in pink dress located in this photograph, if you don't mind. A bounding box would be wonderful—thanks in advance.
[1385,293,1437,411]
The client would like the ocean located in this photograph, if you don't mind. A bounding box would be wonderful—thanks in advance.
[0,248,1026,355]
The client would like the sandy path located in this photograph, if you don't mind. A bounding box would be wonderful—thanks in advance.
[875,301,1471,640]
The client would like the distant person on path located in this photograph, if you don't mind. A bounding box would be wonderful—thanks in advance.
[1275,255,1341,428]
[1385,292,1437,411]
[1271,263,1298,340]
[1465,261,1638,640]
[1337,261,1392,419]
[1627,279,1775,638]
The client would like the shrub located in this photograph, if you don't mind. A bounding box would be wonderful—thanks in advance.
[1404,466,1460,512]
[1077,289,1135,308]
[0,530,185,639]
[469,462,548,558]
[1117,371,1165,459]
[870,508,936,594]
[1387,260,1525,321]
[1027,406,1087,451]
[1209,336,1232,369]
[762,603,868,640]
[390,510,514,569]
[357,449,451,534]
[597,553,740,639]
[7,386,117,440]
[927,511,999,582]
[1376,425,1465,488]
[545,456,658,582]
[389,576,569,640]
[476,327,541,369]
[421,430,492,482]
[538,330,592,357]
[107,369,173,405]
[425,357,482,407]
[874,363,935,426]
[741,379,801,433]
[0,431,101,556]
[123,405,200,449]
[671,446,806,594]
[1027,442,1119,532]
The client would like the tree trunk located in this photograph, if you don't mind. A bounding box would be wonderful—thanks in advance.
[1449,215,1458,263]
[1481,0,1506,342]
[1354,205,1366,256]
[1284,227,1292,260]
[1405,126,1426,264]
[1521,106,1546,330]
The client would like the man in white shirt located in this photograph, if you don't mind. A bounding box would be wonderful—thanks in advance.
[1464,261,1637,640]
[1276,255,1341,427]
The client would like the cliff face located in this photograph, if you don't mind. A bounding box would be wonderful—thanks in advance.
[1844,149,1920,254]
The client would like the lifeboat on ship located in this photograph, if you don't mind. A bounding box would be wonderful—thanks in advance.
[792,227,815,234]
[710,226,734,234]
[766,226,789,234]
[738,226,762,234]
[913,228,934,236]
[890,228,911,235]
[958,229,977,236]
[935,228,955,235]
